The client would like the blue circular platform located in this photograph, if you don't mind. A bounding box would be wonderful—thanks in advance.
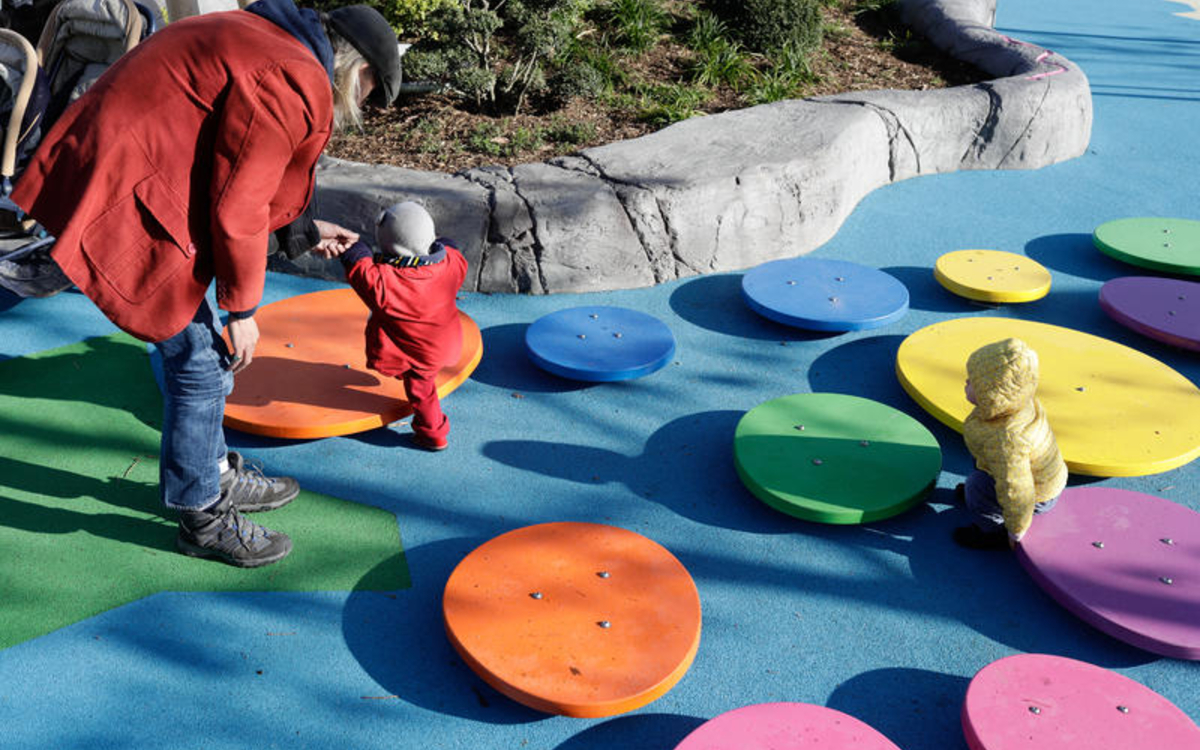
[741,258,909,331]
[525,306,676,381]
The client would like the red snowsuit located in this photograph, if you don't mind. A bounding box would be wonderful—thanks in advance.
[342,240,468,443]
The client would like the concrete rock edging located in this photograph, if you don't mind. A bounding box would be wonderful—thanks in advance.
[280,0,1092,293]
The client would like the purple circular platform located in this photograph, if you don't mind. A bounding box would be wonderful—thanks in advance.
[1099,276,1200,352]
[674,702,902,750]
[1015,487,1200,659]
[963,654,1200,750]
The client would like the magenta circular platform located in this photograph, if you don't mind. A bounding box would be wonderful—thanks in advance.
[963,654,1200,750]
[675,702,902,750]
[1015,487,1200,659]
[1099,276,1200,352]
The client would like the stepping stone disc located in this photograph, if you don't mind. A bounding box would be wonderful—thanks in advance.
[1015,487,1200,659]
[524,306,675,381]
[962,654,1200,750]
[1094,217,1200,276]
[741,257,909,331]
[934,249,1051,303]
[442,522,701,718]
[1099,276,1200,352]
[896,317,1200,477]
[675,702,902,750]
[733,393,941,524]
[223,288,482,439]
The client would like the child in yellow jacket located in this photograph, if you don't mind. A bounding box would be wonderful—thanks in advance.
[955,338,1068,550]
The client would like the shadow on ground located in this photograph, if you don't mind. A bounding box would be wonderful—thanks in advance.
[668,274,842,342]
[827,667,972,750]
[552,713,706,750]
[470,323,596,393]
[343,538,548,725]
[482,409,790,534]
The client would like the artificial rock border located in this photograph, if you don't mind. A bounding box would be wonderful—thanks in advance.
[276,0,1092,293]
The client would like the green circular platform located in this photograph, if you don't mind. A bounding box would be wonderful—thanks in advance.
[733,393,942,524]
[1093,217,1200,276]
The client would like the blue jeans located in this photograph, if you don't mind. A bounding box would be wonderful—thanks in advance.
[964,469,1058,532]
[154,297,234,511]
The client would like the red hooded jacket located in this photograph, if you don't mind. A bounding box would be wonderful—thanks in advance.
[13,9,332,342]
[342,240,468,377]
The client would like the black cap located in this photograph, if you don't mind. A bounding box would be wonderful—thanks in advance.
[327,5,402,106]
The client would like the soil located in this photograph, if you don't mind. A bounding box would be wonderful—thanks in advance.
[324,2,984,173]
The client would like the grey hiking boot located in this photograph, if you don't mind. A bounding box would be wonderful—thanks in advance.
[221,452,300,512]
[176,494,292,568]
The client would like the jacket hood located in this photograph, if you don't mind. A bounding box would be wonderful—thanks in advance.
[245,0,334,82]
[967,338,1040,419]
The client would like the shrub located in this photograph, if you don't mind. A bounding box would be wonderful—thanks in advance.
[551,59,608,102]
[603,0,669,53]
[414,0,589,115]
[689,37,753,89]
[709,0,823,56]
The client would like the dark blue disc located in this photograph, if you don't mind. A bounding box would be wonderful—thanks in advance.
[525,306,676,381]
[741,258,909,331]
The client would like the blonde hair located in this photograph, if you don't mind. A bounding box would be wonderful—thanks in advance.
[329,31,367,133]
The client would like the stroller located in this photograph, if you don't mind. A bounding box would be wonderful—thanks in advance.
[0,0,153,297]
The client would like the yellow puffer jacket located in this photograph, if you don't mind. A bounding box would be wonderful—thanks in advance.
[963,338,1067,536]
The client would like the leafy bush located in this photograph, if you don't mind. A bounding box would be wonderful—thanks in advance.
[709,0,823,55]
[413,0,592,114]
[636,83,709,126]
[375,0,457,36]
[689,37,753,89]
[603,0,669,53]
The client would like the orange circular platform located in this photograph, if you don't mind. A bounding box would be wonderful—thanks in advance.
[223,288,482,439]
[443,522,702,718]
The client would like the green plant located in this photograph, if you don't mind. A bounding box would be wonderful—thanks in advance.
[416,0,590,115]
[689,38,753,89]
[686,10,727,53]
[744,67,799,104]
[603,0,669,52]
[466,119,507,155]
[709,0,823,56]
[376,0,458,35]
[544,115,597,144]
[636,83,708,126]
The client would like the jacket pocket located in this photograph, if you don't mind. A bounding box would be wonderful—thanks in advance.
[81,172,194,304]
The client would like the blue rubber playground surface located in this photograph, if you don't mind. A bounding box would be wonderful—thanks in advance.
[2,0,1198,746]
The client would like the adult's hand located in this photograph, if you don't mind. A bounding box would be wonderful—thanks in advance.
[226,315,259,374]
[312,219,359,259]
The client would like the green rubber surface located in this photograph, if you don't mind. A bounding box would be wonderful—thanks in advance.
[733,393,942,524]
[1093,217,1200,275]
[0,334,409,649]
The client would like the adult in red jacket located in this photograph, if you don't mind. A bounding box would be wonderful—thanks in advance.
[12,0,403,567]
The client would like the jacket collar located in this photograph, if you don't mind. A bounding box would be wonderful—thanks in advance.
[244,0,334,82]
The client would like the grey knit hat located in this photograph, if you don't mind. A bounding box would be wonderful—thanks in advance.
[327,5,403,106]
[376,201,436,258]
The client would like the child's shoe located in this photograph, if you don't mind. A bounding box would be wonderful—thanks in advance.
[952,525,1008,550]
[412,433,448,451]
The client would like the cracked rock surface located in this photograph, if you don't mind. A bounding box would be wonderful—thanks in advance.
[284,0,1091,293]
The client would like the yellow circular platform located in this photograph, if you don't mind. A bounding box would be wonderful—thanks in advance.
[933,250,1051,303]
[896,317,1200,477]
[224,288,482,439]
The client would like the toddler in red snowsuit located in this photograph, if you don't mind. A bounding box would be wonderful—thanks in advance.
[340,201,468,450]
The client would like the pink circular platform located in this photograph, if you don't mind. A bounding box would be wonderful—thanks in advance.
[962,654,1200,750]
[1015,487,1200,659]
[675,702,902,750]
